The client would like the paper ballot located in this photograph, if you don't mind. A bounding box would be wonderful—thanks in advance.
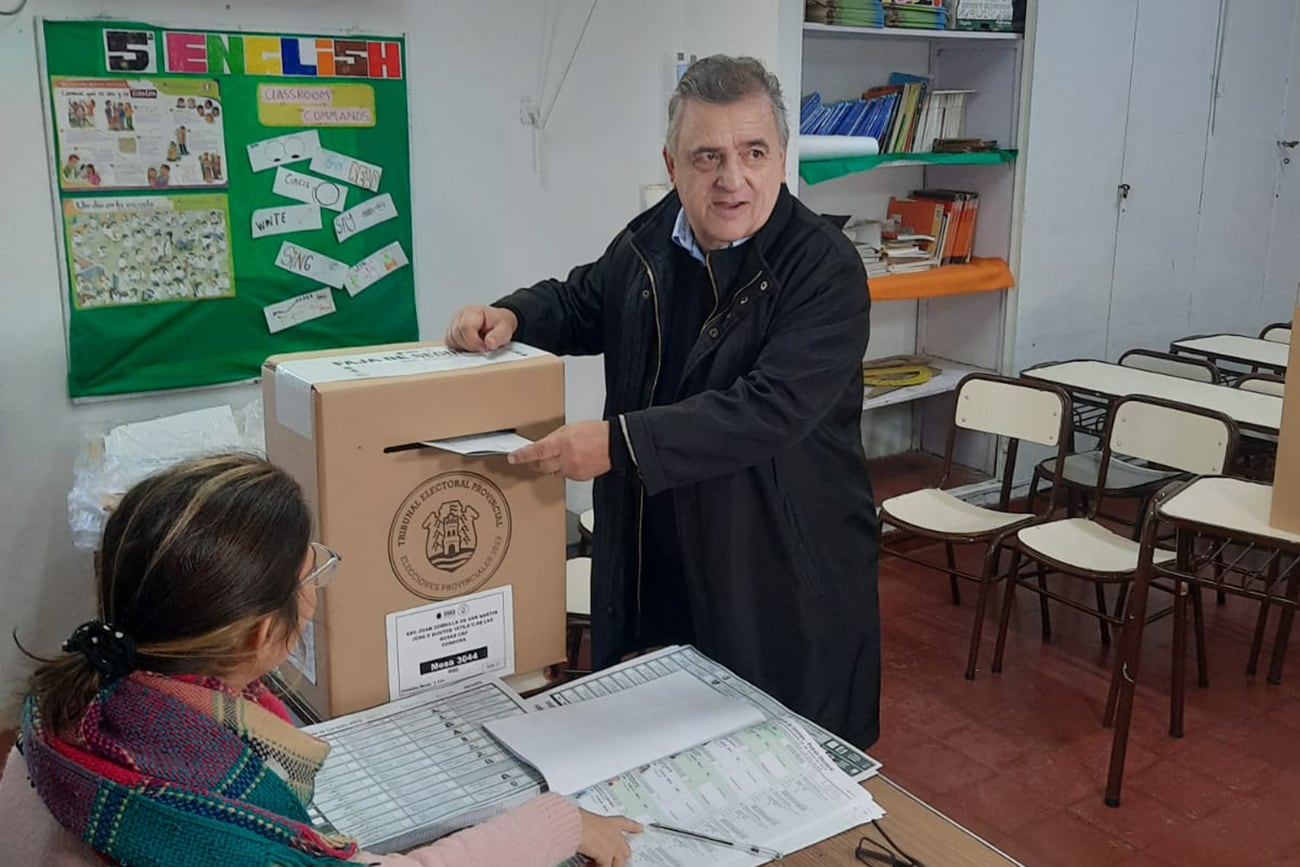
[420,430,533,457]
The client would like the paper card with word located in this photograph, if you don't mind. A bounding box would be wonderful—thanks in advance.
[247,130,322,173]
[310,149,382,192]
[264,287,336,334]
[345,241,409,296]
[334,193,397,243]
[275,241,349,288]
[252,203,322,239]
[271,166,347,212]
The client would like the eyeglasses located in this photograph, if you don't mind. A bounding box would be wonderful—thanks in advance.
[856,821,925,867]
[301,541,342,589]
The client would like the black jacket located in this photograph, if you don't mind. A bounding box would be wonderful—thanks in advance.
[497,185,881,746]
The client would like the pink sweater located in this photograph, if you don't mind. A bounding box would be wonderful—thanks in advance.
[0,746,581,866]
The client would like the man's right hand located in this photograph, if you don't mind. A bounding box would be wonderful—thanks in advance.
[444,305,518,352]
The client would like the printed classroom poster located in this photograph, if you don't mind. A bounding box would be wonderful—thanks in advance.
[64,195,233,309]
[53,77,227,190]
[43,20,417,399]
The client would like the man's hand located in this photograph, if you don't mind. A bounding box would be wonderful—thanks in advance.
[444,305,518,352]
[508,421,611,481]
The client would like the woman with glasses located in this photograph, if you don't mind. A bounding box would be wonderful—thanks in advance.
[0,453,640,866]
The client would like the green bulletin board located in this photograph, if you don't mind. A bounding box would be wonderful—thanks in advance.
[41,20,418,398]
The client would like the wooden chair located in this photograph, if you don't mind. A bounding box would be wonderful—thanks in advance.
[992,396,1238,685]
[564,557,593,674]
[1260,322,1292,344]
[1106,477,1300,806]
[879,373,1072,679]
[577,509,595,556]
[1028,350,1222,532]
[1115,348,1221,383]
[1236,372,1285,397]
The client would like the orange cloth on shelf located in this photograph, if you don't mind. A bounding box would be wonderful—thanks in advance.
[869,257,1015,302]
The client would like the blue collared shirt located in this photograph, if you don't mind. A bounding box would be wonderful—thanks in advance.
[670,208,752,264]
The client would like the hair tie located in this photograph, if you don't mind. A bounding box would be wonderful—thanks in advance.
[62,621,136,685]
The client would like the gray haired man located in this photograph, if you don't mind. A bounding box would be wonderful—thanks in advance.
[446,55,880,746]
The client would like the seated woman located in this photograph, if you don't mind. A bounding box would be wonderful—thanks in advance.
[0,453,640,866]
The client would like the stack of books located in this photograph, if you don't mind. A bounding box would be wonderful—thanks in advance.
[798,72,932,152]
[805,0,885,27]
[841,219,890,278]
[912,90,973,152]
[883,0,948,30]
[799,91,893,140]
[887,190,981,268]
[880,230,937,274]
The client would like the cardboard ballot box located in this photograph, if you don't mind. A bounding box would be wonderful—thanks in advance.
[1271,311,1300,533]
[263,341,567,719]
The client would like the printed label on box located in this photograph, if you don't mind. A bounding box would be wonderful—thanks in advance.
[385,586,515,700]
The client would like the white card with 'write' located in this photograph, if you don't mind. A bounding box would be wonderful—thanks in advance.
[275,241,349,288]
[334,193,397,243]
[310,149,383,192]
[247,130,322,173]
[264,287,336,334]
[345,241,409,296]
[272,167,347,212]
[251,203,322,239]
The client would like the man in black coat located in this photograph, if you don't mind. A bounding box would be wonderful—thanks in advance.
[446,55,880,747]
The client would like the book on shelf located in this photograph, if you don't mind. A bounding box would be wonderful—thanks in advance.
[912,90,974,152]
[954,0,1025,32]
[802,72,975,155]
[882,0,948,30]
[931,137,999,153]
[799,90,895,141]
[804,0,886,28]
[913,188,980,263]
[840,218,890,278]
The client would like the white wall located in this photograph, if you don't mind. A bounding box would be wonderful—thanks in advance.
[0,0,784,719]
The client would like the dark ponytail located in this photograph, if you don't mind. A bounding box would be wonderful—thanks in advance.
[20,453,312,733]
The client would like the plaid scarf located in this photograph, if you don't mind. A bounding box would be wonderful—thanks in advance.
[21,671,358,866]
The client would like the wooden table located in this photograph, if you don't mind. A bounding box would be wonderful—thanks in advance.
[1023,359,1282,434]
[1170,333,1289,374]
[1,719,1017,867]
[787,776,1022,866]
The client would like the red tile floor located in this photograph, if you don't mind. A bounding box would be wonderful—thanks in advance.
[876,541,1300,866]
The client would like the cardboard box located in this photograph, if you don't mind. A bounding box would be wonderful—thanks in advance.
[263,341,567,719]
[1270,308,1300,532]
